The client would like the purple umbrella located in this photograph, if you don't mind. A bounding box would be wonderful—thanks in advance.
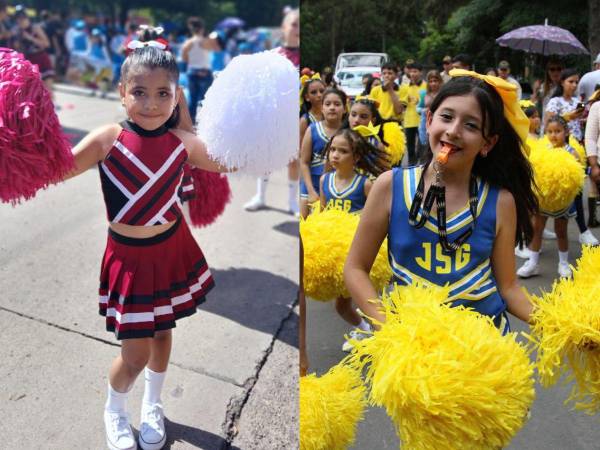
[216,17,245,31]
[496,21,589,56]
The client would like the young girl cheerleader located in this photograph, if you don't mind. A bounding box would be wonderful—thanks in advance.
[344,70,537,332]
[300,87,346,218]
[63,28,231,450]
[517,116,586,279]
[319,128,388,351]
[299,77,326,146]
[347,97,404,167]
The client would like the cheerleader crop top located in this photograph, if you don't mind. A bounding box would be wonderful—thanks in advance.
[99,120,187,226]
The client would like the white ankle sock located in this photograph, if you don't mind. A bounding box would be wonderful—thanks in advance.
[256,177,269,202]
[288,181,298,206]
[528,250,540,265]
[105,382,128,413]
[143,367,166,405]
[357,318,371,332]
[558,250,569,264]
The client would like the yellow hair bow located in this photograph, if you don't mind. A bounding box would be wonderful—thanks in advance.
[353,122,381,140]
[449,69,529,146]
[519,99,535,109]
[300,72,322,88]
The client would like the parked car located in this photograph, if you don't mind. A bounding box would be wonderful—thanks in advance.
[335,67,380,99]
[334,52,388,100]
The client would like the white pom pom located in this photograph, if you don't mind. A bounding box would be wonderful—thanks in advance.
[197,51,298,175]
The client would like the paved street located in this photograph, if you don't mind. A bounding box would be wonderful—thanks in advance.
[0,86,299,449]
[306,184,600,449]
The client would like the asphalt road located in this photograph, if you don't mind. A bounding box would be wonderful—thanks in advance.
[0,86,299,450]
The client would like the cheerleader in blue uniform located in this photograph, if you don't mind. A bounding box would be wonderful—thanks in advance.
[344,70,538,332]
[300,87,346,218]
[319,128,389,350]
[299,76,326,147]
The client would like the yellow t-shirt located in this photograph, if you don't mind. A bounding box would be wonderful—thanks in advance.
[399,81,427,128]
[369,85,403,121]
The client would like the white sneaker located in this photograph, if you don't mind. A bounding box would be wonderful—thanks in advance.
[139,402,166,450]
[514,246,531,259]
[543,229,557,240]
[558,261,572,278]
[243,196,265,211]
[517,259,540,278]
[104,410,136,450]
[579,229,600,246]
[342,328,372,353]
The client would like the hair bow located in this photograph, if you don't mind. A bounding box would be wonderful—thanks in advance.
[449,68,529,146]
[138,25,164,35]
[300,72,321,88]
[519,99,535,109]
[127,39,167,50]
[353,122,381,140]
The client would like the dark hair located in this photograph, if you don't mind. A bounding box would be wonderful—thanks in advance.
[300,78,326,117]
[522,104,538,118]
[348,98,400,148]
[543,59,564,98]
[546,115,569,135]
[120,26,180,128]
[484,67,498,77]
[381,62,398,72]
[552,68,579,98]
[452,53,472,69]
[322,87,347,112]
[362,76,380,96]
[187,17,205,32]
[427,76,538,246]
[322,128,390,178]
[406,62,423,71]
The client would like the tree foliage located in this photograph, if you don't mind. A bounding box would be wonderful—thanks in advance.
[301,0,595,76]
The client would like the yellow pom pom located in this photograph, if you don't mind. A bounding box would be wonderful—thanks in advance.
[347,284,535,449]
[527,246,600,414]
[300,365,367,450]
[529,144,584,214]
[300,208,391,301]
[382,121,406,166]
[540,135,586,166]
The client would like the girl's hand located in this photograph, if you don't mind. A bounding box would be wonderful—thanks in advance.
[308,191,319,203]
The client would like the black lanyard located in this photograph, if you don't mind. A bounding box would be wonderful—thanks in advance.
[408,163,479,252]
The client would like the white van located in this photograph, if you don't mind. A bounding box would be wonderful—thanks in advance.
[334,52,389,99]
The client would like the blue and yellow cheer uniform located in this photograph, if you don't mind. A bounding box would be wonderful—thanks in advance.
[388,166,509,333]
[301,121,330,199]
[322,171,368,212]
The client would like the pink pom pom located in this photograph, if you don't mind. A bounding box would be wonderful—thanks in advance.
[0,48,74,204]
[187,166,232,228]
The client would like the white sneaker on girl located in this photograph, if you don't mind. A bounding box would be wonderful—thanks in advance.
[104,410,136,450]
[139,402,166,450]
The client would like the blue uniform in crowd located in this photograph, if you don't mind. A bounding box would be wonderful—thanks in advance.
[322,171,367,213]
[300,121,329,199]
[388,166,509,333]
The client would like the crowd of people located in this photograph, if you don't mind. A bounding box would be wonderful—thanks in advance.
[0,2,280,114]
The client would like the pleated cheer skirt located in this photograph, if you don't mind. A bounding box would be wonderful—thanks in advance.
[98,218,214,340]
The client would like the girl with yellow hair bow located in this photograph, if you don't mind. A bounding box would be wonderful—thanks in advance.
[345,69,538,333]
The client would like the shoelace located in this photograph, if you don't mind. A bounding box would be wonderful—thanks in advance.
[141,404,164,430]
[107,411,132,439]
